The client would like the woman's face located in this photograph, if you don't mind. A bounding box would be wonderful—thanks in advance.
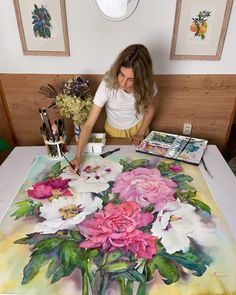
[117,66,134,93]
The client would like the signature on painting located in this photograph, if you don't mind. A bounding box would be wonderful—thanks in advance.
[211,271,228,278]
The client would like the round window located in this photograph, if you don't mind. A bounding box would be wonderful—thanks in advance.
[94,0,139,21]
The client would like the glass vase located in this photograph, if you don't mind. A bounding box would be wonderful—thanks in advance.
[73,121,81,142]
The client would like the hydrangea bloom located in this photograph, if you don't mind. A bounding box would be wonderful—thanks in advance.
[27,178,72,200]
[112,167,177,211]
[78,201,156,259]
[35,193,103,234]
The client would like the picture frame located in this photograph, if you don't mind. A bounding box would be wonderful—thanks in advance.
[13,0,70,56]
[170,0,233,60]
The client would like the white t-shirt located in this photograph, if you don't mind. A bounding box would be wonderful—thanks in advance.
[93,80,158,130]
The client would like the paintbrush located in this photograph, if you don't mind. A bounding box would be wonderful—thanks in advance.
[177,138,191,157]
[39,108,45,123]
[100,148,120,158]
[42,108,52,133]
[201,157,213,178]
[61,152,80,175]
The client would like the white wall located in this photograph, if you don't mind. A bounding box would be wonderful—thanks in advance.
[0,0,236,74]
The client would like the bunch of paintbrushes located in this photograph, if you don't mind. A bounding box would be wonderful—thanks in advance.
[39,108,67,158]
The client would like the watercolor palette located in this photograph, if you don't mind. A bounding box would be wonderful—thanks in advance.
[136,130,208,165]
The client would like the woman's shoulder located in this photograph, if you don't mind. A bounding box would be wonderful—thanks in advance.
[98,78,111,91]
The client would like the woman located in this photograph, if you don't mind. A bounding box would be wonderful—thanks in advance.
[71,44,158,171]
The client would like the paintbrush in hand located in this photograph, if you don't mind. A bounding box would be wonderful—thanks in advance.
[61,152,80,175]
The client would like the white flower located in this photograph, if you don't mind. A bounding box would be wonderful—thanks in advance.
[61,157,123,193]
[35,193,103,234]
[151,199,217,254]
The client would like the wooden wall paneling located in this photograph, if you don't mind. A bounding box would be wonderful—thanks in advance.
[152,75,236,151]
[0,74,105,146]
[0,74,235,152]
[0,80,16,164]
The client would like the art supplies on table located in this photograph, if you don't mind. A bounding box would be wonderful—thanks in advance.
[136,130,208,165]
[84,133,106,153]
[39,108,67,159]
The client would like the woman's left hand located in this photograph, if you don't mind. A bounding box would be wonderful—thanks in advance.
[130,134,145,146]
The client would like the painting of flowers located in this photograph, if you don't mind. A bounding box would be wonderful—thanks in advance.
[13,0,70,56]
[0,152,236,295]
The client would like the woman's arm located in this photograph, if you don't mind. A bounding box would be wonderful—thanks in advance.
[71,103,103,171]
[131,98,157,145]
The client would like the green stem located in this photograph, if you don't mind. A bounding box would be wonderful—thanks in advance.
[137,262,147,295]
[118,277,126,295]
[126,280,133,295]
[137,282,146,295]
[82,270,89,295]
[87,271,97,295]
[99,272,109,295]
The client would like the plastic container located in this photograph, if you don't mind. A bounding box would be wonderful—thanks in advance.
[44,139,64,159]
[84,133,106,153]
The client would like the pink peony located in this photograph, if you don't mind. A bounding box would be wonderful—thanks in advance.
[112,167,177,211]
[168,164,183,172]
[77,201,156,259]
[27,178,72,200]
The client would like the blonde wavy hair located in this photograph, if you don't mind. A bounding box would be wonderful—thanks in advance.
[104,44,154,113]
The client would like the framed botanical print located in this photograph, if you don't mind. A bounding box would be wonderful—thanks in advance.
[170,0,233,60]
[13,0,70,56]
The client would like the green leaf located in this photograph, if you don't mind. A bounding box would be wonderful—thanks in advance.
[146,256,179,284]
[59,240,83,271]
[22,254,49,284]
[177,181,195,191]
[172,174,193,183]
[44,27,51,38]
[50,161,62,177]
[83,248,100,260]
[69,230,83,241]
[11,200,41,220]
[50,265,65,284]
[175,190,196,202]
[188,199,211,214]
[96,190,110,205]
[119,159,149,171]
[144,204,155,213]
[157,162,171,175]
[33,237,63,255]
[159,249,212,277]
[104,261,134,273]
[14,233,58,245]
[126,269,146,283]
[46,257,61,279]
[130,159,149,169]
[33,4,40,15]
[106,250,123,264]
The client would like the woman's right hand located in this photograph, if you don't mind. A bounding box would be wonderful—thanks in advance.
[70,157,81,174]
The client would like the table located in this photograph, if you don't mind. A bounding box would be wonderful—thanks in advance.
[1,144,236,295]
[0,144,236,244]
